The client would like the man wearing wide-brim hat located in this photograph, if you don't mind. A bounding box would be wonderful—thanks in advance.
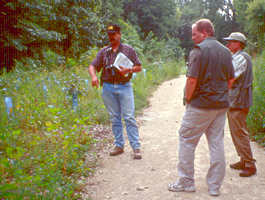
[224,32,257,177]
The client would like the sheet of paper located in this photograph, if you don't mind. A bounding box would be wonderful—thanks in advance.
[113,52,133,70]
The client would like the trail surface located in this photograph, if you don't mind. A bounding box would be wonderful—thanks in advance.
[84,75,265,200]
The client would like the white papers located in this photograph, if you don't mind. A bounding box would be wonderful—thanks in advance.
[232,54,247,79]
[113,52,133,70]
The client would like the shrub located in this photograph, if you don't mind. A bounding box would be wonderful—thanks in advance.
[247,51,265,146]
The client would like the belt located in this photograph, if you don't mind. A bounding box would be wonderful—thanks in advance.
[103,80,129,85]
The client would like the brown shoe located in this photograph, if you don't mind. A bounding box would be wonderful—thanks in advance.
[109,146,124,156]
[230,161,244,170]
[240,167,257,177]
[133,149,142,160]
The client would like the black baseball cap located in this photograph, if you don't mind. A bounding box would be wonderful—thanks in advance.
[107,24,121,34]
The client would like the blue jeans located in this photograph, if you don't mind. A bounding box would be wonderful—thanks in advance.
[102,82,140,150]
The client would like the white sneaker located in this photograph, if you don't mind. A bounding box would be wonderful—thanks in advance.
[209,189,220,196]
[168,182,196,192]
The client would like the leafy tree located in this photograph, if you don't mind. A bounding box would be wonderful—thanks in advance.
[123,0,178,40]
[245,0,265,51]
[174,0,203,59]
[0,0,105,72]
[0,0,27,72]
[174,0,238,59]
[233,0,252,31]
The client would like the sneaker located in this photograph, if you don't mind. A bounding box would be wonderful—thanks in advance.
[230,161,244,170]
[133,149,142,160]
[168,182,196,192]
[109,146,124,156]
[209,189,220,196]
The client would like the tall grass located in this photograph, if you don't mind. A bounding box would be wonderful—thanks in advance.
[0,67,108,199]
[0,52,184,199]
[247,51,265,146]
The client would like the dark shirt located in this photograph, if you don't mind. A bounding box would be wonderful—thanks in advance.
[91,43,141,84]
[229,50,253,108]
[187,37,234,109]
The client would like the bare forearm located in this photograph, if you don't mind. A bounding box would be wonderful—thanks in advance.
[185,77,197,102]
[89,65,99,87]
[88,65,97,78]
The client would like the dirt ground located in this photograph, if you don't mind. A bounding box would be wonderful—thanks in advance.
[83,75,265,200]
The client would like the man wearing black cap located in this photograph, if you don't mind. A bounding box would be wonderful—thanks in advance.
[224,32,257,177]
[88,24,142,159]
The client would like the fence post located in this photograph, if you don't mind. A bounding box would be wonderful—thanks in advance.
[143,68,146,77]
[4,96,14,119]
[43,83,48,99]
[70,85,78,111]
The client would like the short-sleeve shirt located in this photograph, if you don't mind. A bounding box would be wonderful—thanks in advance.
[229,50,253,108]
[91,43,141,83]
[187,37,234,109]
[187,48,201,78]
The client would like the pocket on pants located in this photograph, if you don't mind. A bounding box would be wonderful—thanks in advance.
[179,124,196,139]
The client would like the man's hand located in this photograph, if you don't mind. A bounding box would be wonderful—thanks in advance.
[185,77,197,102]
[88,64,99,88]
[228,78,235,89]
[91,76,99,88]
[118,66,130,76]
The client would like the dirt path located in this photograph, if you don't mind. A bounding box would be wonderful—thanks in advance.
[84,75,265,200]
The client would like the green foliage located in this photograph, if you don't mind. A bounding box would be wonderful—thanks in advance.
[0,66,108,199]
[247,51,265,146]
[234,0,265,53]
[123,0,178,39]
[245,0,265,51]
[1,0,263,73]
[143,32,183,63]
[233,0,251,30]
[118,19,144,57]
[0,0,105,71]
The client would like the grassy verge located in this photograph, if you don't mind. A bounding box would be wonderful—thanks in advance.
[247,51,265,146]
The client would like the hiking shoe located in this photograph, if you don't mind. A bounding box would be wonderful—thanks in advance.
[109,146,124,156]
[230,161,244,170]
[168,182,196,192]
[133,149,142,160]
[209,189,220,196]
[239,167,257,177]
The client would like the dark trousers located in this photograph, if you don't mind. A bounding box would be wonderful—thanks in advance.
[227,108,256,167]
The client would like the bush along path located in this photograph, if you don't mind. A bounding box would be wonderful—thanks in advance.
[82,75,265,200]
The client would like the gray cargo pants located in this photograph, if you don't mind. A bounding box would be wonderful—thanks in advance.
[177,104,227,191]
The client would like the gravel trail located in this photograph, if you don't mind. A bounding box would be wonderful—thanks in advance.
[84,75,265,200]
